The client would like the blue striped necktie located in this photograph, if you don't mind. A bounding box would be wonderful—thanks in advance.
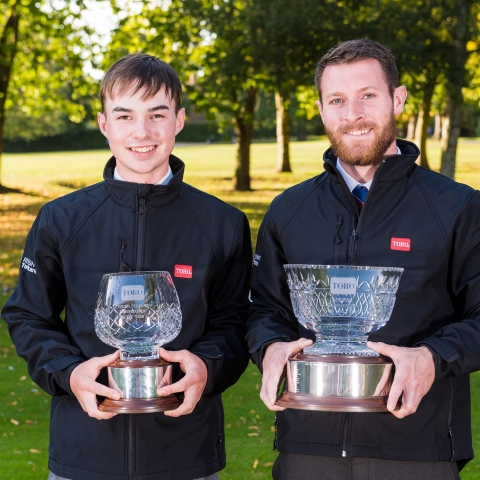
[352,185,368,210]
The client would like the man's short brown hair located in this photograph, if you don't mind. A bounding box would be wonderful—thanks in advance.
[315,39,398,101]
[100,54,182,114]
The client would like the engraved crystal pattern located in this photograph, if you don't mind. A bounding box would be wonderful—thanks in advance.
[284,265,403,356]
[94,272,182,360]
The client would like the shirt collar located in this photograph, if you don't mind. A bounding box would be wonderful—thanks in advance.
[336,146,401,192]
[113,165,173,185]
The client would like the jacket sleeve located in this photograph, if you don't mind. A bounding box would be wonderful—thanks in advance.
[1,205,85,396]
[418,192,480,380]
[189,214,252,396]
[245,206,301,370]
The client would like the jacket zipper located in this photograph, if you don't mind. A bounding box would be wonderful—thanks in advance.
[341,413,350,457]
[447,378,455,461]
[127,193,149,479]
[332,161,387,455]
[217,433,224,468]
[136,196,147,270]
[119,239,133,272]
[127,414,135,479]
[334,214,344,244]
[273,414,278,451]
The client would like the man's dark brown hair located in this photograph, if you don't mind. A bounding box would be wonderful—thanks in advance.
[100,54,182,114]
[315,39,398,102]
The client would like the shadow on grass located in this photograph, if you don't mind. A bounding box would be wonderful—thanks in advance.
[56,181,90,190]
[0,185,39,196]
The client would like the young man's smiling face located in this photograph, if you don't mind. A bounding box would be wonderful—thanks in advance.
[317,58,406,167]
[98,86,185,184]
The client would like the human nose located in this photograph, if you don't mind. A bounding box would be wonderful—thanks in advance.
[343,99,365,124]
[133,117,150,139]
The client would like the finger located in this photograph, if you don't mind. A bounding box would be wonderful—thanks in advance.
[159,347,185,363]
[287,338,313,356]
[93,350,121,368]
[386,372,405,413]
[260,382,285,411]
[374,363,393,396]
[158,377,188,397]
[82,393,117,420]
[92,383,122,400]
[366,341,394,357]
[164,389,199,417]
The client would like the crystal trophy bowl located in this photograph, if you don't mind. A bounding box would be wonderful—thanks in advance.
[94,271,182,413]
[277,265,404,412]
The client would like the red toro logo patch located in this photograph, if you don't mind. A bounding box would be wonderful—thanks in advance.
[390,238,411,251]
[174,264,193,278]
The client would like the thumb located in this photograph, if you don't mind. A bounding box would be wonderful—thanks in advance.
[96,350,120,367]
[159,347,178,362]
[287,338,313,356]
[366,341,392,356]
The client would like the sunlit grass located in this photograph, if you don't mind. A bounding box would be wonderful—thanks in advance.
[1,138,480,478]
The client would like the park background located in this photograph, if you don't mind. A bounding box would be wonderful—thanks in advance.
[2,0,480,478]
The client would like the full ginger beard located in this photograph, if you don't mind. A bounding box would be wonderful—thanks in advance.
[325,112,397,167]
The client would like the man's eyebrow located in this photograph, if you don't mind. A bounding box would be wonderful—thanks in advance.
[111,107,132,113]
[325,86,381,98]
[148,105,170,112]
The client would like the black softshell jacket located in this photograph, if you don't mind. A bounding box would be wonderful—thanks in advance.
[2,156,252,480]
[247,139,480,466]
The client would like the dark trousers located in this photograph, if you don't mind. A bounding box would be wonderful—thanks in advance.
[272,453,460,480]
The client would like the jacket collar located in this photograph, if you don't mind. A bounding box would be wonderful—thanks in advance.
[323,139,420,183]
[103,155,185,208]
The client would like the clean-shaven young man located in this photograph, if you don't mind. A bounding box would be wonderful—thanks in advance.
[3,54,252,480]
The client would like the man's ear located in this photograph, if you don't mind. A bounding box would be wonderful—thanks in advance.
[315,99,325,124]
[175,108,186,136]
[393,86,407,116]
[98,112,108,138]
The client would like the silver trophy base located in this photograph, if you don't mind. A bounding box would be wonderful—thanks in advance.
[276,354,394,412]
[98,359,180,414]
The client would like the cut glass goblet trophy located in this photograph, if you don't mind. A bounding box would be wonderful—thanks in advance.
[94,272,182,414]
[276,265,403,412]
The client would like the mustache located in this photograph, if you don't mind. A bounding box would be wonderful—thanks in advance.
[340,122,376,133]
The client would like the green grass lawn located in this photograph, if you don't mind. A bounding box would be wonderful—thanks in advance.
[1,138,480,479]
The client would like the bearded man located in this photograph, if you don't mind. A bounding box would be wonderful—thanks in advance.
[246,38,480,479]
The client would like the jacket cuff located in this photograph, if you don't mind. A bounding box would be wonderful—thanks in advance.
[192,354,218,396]
[250,336,293,372]
[45,356,85,395]
[415,337,459,380]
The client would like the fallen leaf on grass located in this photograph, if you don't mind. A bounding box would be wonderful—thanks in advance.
[253,459,258,469]
[29,449,40,453]
[263,462,273,467]
[10,401,17,406]
[10,419,19,426]
[19,376,26,381]
[239,416,247,424]
[25,419,33,424]
[247,433,259,437]
[248,426,260,430]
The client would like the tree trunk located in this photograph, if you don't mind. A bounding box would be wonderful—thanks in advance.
[414,79,435,169]
[234,87,257,191]
[440,0,471,179]
[275,91,292,172]
[406,114,417,141]
[0,7,19,188]
[432,114,442,140]
[440,93,461,179]
[297,116,307,141]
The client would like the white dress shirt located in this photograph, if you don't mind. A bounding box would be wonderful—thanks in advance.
[336,146,401,192]
[113,166,173,185]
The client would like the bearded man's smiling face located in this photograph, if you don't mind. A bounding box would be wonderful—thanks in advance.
[317,59,406,166]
